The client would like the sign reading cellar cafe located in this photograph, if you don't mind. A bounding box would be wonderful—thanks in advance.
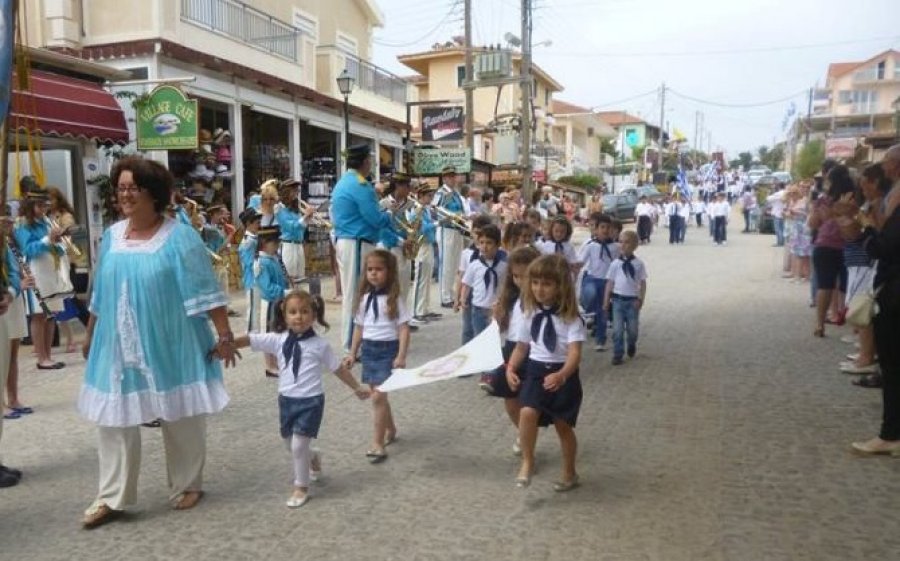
[135,85,199,150]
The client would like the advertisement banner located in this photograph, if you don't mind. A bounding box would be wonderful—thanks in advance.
[135,85,199,150]
[377,321,504,392]
[825,138,857,160]
[421,106,464,142]
[412,148,472,175]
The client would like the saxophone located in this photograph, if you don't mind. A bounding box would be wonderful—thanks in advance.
[394,202,426,261]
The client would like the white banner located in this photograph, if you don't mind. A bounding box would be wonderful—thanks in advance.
[377,321,504,392]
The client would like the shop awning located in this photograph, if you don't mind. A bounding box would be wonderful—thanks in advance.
[10,70,129,144]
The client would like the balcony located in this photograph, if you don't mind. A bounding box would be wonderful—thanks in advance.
[181,0,301,62]
[316,45,407,122]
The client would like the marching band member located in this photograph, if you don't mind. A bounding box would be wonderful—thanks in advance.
[331,144,392,351]
[276,179,314,285]
[14,189,73,370]
[201,204,230,295]
[435,166,466,308]
[0,226,23,488]
[255,225,289,378]
[409,184,438,323]
[379,172,414,303]
[238,207,262,333]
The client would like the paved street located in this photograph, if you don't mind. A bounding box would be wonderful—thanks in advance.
[2,219,898,561]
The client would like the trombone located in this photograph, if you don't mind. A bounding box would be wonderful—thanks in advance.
[433,206,472,237]
[298,200,333,229]
[47,218,83,258]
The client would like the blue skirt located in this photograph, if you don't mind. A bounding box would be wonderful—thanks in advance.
[518,360,582,427]
[360,339,399,386]
[490,340,526,399]
[278,393,325,439]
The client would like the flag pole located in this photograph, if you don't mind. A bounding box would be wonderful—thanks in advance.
[0,0,19,212]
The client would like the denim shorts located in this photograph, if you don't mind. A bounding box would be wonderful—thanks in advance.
[278,393,325,439]
[360,339,399,386]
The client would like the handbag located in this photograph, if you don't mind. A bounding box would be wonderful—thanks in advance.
[846,287,879,328]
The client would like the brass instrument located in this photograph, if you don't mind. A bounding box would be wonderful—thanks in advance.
[48,218,83,258]
[434,205,472,237]
[393,204,426,260]
[298,200,333,229]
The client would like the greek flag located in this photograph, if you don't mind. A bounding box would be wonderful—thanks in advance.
[676,166,691,200]
[0,0,13,122]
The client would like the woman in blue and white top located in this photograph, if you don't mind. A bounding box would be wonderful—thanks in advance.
[79,156,239,529]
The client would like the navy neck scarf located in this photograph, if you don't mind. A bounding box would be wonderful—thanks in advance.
[620,255,636,280]
[480,256,500,293]
[282,328,316,381]
[365,288,388,321]
[531,305,560,352]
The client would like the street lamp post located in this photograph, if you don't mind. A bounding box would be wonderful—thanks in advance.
[336,69,356,157]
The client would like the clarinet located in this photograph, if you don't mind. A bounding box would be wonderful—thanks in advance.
[6,237,54,316]
[277,250,295,289]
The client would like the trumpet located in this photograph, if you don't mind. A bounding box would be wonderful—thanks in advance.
[48,218,83,258]
[433,206,472,237]
[298,200,333,229]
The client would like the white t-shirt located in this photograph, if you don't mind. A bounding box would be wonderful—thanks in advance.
[504,298,526,342]
[606,255,648,298]
[536,239,579,265]
[579,239,620,278]
[635,202,655,217]
[458,244,479,273]
[678,203,691,219]
[710,201,731,218]
[462,255,508,308]
[766,191,785,219]
[354,293,412,341]
[249,332,340,399]
[516,308,587,363]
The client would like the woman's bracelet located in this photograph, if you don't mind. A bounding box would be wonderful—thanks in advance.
[217,331,235,345]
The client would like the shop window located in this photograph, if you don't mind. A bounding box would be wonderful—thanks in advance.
[457,65,466,88]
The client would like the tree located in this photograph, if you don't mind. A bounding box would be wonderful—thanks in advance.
[737,151,753,171]
[558,174,601,191]
[792,140,824,179]
[600,138,618,159]
[631,144,645,162]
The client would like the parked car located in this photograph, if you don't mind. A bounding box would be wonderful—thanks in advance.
[602,193,638,221]
[620,185,666,203]
[753,174,778,191]
[772,171,792,184]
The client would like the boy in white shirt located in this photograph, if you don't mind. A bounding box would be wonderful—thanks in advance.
[603,231,648,365]
[459,224,507,338]
[710,192,731,245]
[579,214,620,351]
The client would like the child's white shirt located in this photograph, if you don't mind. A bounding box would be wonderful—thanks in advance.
[579,238,620,278]
[354,293,412,341]
[462,255,508,308]
[606,255,648,297]
[458,244,478,274]
[516,308,587,363]
[249,332,340,399]
[536,239,579,264]
[504,298,526,342]
[635,202,655,217]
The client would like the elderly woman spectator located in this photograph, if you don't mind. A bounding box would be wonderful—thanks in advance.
[78,156,238,528]
[850,144,900,455]
[785,182,812,283]
[492,191,522,225]
[562,195,577,223]
[466,187,483,216]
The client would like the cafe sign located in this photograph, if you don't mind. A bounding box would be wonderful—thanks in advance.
[421,106,464,142]
[136,85,199,150]
[412,148,472,175]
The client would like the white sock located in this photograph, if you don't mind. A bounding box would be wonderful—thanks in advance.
[290,434,311,488]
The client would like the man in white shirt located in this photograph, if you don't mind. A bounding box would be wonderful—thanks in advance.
[766,187,786,246]
[710,192,731,245]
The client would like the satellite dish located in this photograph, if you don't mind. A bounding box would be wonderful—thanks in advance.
[504,32,522,47]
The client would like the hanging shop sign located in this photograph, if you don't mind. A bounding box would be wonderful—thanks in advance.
[135,85,199,150]
[825,138,857,160]
[421,106,464,142]
[412,148,472,175]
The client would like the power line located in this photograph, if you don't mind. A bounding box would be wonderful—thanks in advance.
[374,1,461,48]
[540,35,899,58]
[667,88,807,109]
[588,88,660,110]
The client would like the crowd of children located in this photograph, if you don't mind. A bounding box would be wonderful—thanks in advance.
[223,206,653,508]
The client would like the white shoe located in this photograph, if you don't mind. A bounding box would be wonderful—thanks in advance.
[286,494,309,508]
[594,342,608,352]
[846,353,859,361]
[512,438,522,456]
[840,334,858,344]
[840,363,878,375]
[409,318,426,327]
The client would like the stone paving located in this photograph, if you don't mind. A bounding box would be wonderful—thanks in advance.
[1,218,899,561]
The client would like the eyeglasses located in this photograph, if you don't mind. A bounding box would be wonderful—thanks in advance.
[116,185,142,195]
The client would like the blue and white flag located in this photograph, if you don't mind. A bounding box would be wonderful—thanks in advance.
[676,166,691,200]
[0,0,14,122]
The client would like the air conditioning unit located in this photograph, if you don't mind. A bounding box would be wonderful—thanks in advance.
[475,50,512,80]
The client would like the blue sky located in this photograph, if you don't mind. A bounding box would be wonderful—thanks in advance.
[371,0,899,158]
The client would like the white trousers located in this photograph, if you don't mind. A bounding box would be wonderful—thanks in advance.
[0,317,10,465]
[390,246,412,303]
[280,242,306,282]
[95,416,206,510]
[409,244,435,318]
[438,227,463,305]
[335,238,374,350]
[246,288,261,333]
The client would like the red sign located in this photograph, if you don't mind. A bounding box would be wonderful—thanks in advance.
[825,138,857,159]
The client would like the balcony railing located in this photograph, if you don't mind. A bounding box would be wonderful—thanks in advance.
[344,54,407,104]
[181,0,300,62]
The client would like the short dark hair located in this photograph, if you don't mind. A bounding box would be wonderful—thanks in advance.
[862,163,892,196]
[111,156,173,214]
[590,212,612,226]
[479,224,501,244]
[471,214,493,231]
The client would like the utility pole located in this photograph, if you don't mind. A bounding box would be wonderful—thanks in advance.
[464,0,474,154]
[520,0,533,201]
[693,110,699,153]
[658,82,666,146]
[804,87,813,143]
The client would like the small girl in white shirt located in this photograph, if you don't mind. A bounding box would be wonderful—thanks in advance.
[506,253,586,492]
[536,216,581,275]
[345,249,411,464]
[234,290,370,508]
